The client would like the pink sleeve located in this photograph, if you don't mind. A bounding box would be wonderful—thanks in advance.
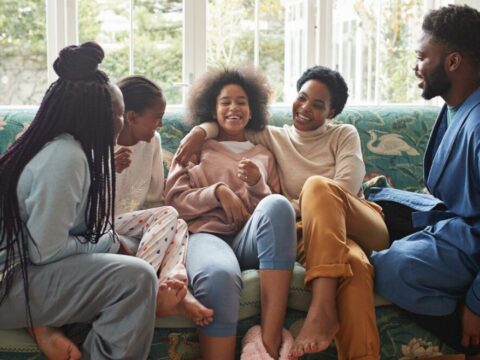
[165,157,224,220]
[244,151,280,210]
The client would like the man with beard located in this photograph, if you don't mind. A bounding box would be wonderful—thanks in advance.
[368,4,480,358]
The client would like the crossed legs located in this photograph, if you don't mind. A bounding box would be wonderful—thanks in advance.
[293,176,389,359]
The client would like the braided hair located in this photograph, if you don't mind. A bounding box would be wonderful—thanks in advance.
[117,75,165,113]
[0,42,117,317]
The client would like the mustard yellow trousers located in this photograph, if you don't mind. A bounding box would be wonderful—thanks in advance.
[296,176,389,360]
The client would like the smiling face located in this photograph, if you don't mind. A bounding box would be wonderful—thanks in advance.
[127,97,166,143]
[414,32,452,100]
[215,84,251,141]
[292,79,335,132]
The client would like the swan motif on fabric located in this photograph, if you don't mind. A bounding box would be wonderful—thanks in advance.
[367,130,420,156]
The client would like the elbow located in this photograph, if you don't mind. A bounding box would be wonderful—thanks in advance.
[28,250,51,265]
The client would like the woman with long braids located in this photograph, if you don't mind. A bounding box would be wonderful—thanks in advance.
[0,42,174,360]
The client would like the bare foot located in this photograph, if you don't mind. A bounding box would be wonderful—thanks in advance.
[156,279,187,318]
[176,290,214,326]
[29,326,82,360]
[290,305,339,358]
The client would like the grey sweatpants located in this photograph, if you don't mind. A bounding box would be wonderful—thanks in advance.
[0,253,158,360]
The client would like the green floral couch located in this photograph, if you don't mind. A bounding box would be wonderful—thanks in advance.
[0,105,458,359]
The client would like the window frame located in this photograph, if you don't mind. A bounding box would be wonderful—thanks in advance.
[45,0,323,105]
[44,0,474,105]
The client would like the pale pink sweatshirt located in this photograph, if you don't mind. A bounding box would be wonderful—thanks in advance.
[165,139,280,235]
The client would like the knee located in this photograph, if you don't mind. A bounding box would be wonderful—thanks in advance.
[177,218,188,231]
[192,263,242,304]
[302,175,338,197]
[160,206,179,218]
[371,247,413,288]
[114,256,158,298]
[257,194,295,224]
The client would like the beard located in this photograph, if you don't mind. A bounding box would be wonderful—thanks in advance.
[421,62,452,100]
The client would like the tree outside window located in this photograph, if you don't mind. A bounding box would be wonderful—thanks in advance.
[0,0,47,105]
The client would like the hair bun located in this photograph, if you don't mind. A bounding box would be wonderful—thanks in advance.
[53,41,105,81]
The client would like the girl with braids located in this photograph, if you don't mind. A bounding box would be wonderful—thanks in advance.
[112,75,213,324]
[0,42,181,360]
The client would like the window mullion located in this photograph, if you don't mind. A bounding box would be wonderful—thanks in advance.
[305,0,315,68]
[183,0,206,104]
[315,0,332,67]
[129,0,134,75]
[46,0,78,84]
[374,0,381,104]
[254,0,259,68]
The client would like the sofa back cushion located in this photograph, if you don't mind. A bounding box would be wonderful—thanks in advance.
[0,104,440,192]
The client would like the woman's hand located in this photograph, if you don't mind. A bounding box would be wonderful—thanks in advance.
[461,304,480,347]
[237,158,261,186]
[176,127,207,166]
[215,185,250,230]
[114,147,132,173]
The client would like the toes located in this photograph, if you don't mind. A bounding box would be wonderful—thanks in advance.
[164,279,184,290]
[290,344,304,357]
[158,283,168,291]
[307,342,317,353]
[201,308,214,317]
[176,286,187,300]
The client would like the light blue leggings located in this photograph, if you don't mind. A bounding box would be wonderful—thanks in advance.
[186,194,296,337]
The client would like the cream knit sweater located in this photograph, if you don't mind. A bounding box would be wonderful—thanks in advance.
[201,122,365,215]
[115,132,165,214]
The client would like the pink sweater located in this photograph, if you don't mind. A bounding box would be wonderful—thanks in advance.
[165,139,280,235]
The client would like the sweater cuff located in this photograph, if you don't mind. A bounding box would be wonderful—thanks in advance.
[211,182,226,205]
[466,279,480,316]
[246,175,269,195]
[196,122,219,140]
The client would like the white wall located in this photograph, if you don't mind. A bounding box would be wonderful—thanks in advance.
[458,0,480,9]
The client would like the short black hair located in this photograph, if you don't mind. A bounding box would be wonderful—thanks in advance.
[423,5,480,62]
[296,66,349,117]
[186,66,271,131]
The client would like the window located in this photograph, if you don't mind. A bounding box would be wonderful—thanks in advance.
[78,0,183,103]
[332,0,423,104]
[0,0,475,106]
[0,0,47,105]
[206,0,285,102]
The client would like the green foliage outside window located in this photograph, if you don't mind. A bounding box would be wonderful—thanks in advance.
[0,0,47,105]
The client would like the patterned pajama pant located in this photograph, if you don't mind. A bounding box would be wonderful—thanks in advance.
[115,206,188,284]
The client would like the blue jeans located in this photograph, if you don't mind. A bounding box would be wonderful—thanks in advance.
[186,194,296,336]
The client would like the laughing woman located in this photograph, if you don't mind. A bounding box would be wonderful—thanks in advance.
[165,67,297,360]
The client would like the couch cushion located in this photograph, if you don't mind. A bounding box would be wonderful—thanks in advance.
[337,105,439,192]
[0,108,37,154]
[0,329,37,353]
